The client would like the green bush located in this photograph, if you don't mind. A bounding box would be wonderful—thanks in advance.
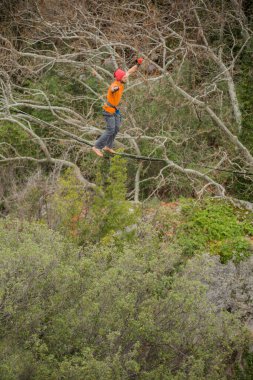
[236,351,253,380]
[80,154,140,244]
[210,236,251,263]
[48,168,89,239]
[0,122,39,157]
[0,217,249,379]
[176,199,253,262]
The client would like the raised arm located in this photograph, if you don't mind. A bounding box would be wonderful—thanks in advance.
[111,58,144,89]
[126,58,144,77]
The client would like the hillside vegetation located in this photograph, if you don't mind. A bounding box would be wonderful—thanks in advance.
[0,1,253,379]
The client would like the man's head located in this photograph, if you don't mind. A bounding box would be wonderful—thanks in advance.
[114,69,128,83]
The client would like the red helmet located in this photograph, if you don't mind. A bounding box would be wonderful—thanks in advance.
[114,69,126,81]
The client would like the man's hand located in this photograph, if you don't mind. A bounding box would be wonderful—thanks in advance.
[137,57,143,65]
[126,58,144,77]
[111,86,119,93]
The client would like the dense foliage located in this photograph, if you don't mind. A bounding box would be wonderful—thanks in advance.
[176,199,253,262]
[0,217,250,380]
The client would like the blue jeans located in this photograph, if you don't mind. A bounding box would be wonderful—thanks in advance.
[95,111,122,149]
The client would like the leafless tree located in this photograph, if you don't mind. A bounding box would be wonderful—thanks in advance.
[0,0,252,207]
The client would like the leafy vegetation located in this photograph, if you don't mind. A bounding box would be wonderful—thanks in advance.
[176,199,253,262]
[0,218,249,380]
[49,155,139,244]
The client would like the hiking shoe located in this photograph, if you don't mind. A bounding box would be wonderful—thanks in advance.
[92,146,104,157]
[103,146,116,154]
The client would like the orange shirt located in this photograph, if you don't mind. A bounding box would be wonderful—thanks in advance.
[103,80,124,114]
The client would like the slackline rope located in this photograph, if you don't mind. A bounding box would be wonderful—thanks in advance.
[12,111,253,178]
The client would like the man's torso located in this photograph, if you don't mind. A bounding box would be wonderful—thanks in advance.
[103,80,124,113]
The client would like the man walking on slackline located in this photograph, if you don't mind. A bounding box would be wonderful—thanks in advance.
[92,57,143,157]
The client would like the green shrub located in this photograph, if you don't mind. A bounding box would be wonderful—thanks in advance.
[47,155,140,245]
[81,154,140,244]
[0,121,38,157]
[48,168,88,239]
[0,217,248,379]
[176,199,253,262]
[236,351,253,380]
[210,236,251,263]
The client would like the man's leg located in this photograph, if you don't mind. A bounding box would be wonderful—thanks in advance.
[93,113,116,156]
[103,113,121,153]
[107,113,121,148]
